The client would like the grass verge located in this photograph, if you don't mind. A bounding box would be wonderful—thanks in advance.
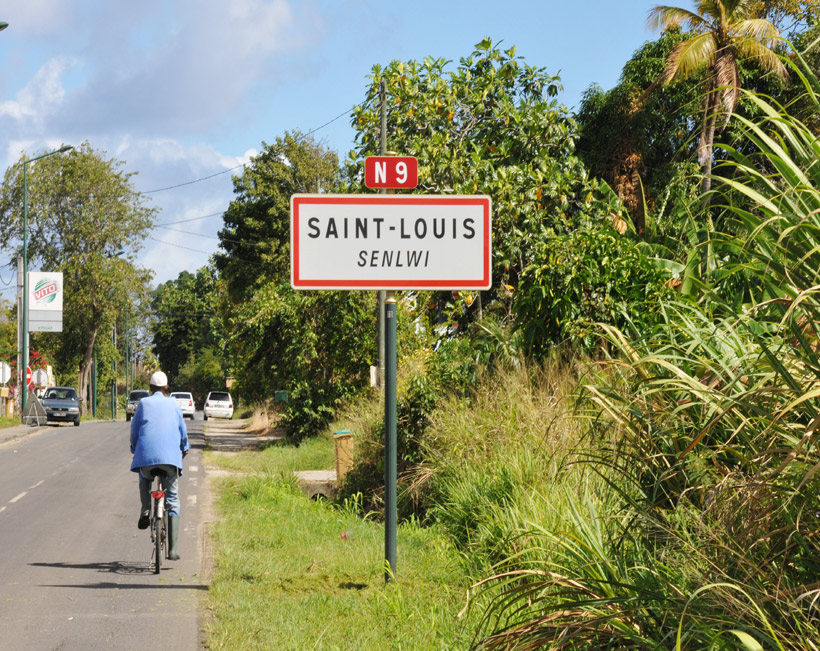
[205,434,478,650]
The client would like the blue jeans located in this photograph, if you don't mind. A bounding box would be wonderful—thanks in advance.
[138,465,180,517]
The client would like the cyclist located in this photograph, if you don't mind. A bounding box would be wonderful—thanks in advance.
[130,370,190,560]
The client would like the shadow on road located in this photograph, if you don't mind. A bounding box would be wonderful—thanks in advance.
[30,560,148,574]
[38,581,208,590]
[31,559,209,585]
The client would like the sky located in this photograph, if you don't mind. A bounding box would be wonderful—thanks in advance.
[0,0,667,300]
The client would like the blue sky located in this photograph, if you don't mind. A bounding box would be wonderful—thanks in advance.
[0,0,665,297]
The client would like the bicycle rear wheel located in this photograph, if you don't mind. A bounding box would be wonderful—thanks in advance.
[154,514,163,574]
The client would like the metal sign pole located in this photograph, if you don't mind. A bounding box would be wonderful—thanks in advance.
[377,79,387,388]
[384,290,397,581]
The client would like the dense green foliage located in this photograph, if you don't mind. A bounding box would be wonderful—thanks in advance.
[576,31,701,233]
[350,40,664,350]
[214,131,339,302]
[0,143,154,403]
[151,266,225,391]
[152,17,820,650]
[229,282,376,442]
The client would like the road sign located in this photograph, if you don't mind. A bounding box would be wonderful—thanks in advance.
[25,366,32,388]
[32,368,49,387]
[0,362,10,385]
[291,194,492,290]
[365,156,418,189]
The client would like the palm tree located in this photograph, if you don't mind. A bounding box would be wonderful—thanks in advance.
[647,0,788,194]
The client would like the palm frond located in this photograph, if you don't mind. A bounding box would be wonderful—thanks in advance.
[663,33,717,83]
[732,37,789,80]
[647,5,707,33]
[731,18,781,46]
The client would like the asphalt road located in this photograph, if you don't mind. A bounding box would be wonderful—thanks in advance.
[0,418,210,650]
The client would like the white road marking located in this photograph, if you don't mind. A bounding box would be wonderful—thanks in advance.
[29,480,44,490]
[187,495,197,505]
[188,465,199,472]
[0,506,6,513]
[9,491,27,503]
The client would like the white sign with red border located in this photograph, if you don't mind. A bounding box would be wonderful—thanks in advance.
[291,194,492,290]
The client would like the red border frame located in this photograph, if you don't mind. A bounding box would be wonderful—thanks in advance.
[291,194,492,289]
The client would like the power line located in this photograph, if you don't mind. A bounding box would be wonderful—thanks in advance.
[144,162,247,194]
[142,107,353,195]
[157,211,225,226]
[147,235,270,268]
[147,236,213,257]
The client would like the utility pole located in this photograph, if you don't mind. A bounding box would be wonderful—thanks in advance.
[16,256,22,415]
[377,79,387,388]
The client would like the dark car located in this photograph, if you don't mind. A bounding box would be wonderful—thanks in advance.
[41,386,81,427]
[126,390,150,422]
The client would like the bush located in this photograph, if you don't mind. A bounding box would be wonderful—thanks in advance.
[514,221,672,355]
[230,283,376,443]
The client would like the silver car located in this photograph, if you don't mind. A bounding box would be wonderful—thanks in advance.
[125,390,150,422]
[171,391,196,420]
[204,391,233,420]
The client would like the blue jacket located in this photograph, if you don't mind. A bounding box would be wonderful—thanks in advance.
[130,391,190,473]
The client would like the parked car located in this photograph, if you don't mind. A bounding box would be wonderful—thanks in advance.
[40,386,81,427]
[170,391,196,420]
[204,391,233,420]
[125,389,150,422]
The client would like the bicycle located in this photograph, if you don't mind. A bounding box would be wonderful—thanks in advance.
[148,468,170,574]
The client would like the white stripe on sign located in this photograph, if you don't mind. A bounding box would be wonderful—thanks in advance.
[9,492,27,503]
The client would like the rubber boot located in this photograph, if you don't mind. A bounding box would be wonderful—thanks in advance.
[168,515,181,560]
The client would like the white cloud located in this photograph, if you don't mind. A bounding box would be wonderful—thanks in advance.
[0,57,75,123]
[2,0,73,38]
[47,0,324,137]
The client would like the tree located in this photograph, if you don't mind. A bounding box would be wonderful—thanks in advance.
[151,266,223,383]
[229,282,375,442]
[0,142,156,405]
[350,42,604,287]
[350,40,655,348]
[214,131,340,302]
[647,0,789,194]
[576,31,701,235]
[756,0,820,36]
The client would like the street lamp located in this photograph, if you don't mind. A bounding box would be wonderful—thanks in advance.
[21,145,73,412]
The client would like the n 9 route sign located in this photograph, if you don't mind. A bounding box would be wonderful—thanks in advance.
[364,156,418,189]
[291,194,491,290]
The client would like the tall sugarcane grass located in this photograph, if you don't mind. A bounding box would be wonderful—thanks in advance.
[472,49,820,649]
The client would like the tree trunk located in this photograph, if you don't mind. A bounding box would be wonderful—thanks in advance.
[699,86,719,196]
[79,326,99,414]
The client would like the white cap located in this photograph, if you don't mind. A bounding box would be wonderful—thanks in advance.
[150,371,168,387]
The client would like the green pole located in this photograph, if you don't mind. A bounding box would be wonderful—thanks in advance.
[19,145,72,418]
[112,327,116,418]
[21,162,28,416]
[384,291,397,581]
[377,79,387,388]
[125,312,130,395]
[92,348,97,418]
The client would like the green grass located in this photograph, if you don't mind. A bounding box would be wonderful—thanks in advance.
[205,434,478,650]
[203,432,336,476]
[0,414,22,429]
